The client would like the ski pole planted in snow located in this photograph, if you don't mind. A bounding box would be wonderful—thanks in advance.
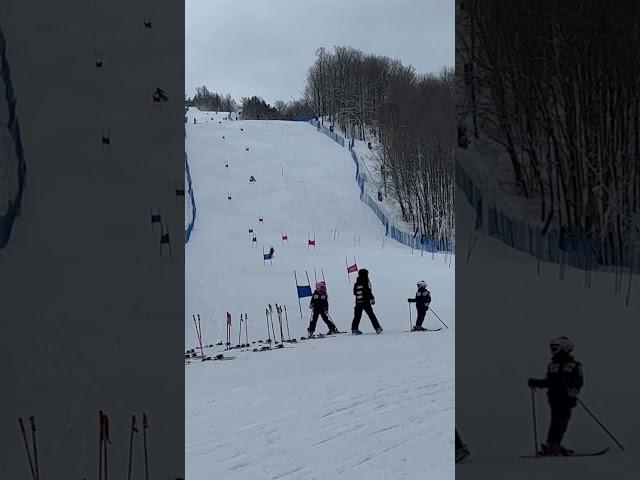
[530,388,539,456]
[142,414,150,480]
[265,308,272,344]
[245,313,249,345]
[429,307,449,329]
[577,398,625,451]
[18,418,36,480]
[284,305,291,341]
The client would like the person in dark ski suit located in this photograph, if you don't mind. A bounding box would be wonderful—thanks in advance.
[528,336,583,455]
[407,280,431,331]
[351,269,383,334]
[307,281,338,336]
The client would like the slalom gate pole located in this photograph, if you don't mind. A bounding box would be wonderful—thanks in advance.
[18,418,36,480]
[408,303,412,331]
[127,415,136,480]
[530,388,539,456]
[284,305,291,340]
[577,398,625,451]
[142,414,150,480]
[294,270,304,318]
[429,307,449,329]
[265,308,271,343]
[30,417,39,480]
[238,315,243,346]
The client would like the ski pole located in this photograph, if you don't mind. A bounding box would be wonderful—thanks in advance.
[577,398,625,451]
[18,418,36,480]
[429,307,449,329]
[284,305,291,340]
[268,304,277,343]
[276,304,285,343]
[265,308,271,343]
[142,414,150,480]
[245,313,249,345]
[238,314,242,346]
[530,388,539,456]
[29,417,39,480]
[127,415,136,480]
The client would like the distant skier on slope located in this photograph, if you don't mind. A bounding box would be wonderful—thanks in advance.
[455,429,470,463]
[249,175,256,182]
[528,336,584,456]
[351,269,383,335]
[408,280,431,331]
[307,281,339,336]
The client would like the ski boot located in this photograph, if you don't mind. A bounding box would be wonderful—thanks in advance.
[376,327,384,334]
[351,329,363,335]
[307,329,316,339]
[540,443,573,456]
[327,327,340,335]
[455,445,470,463]
[412,325,427,331]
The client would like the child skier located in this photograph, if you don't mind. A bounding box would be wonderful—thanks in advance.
[307,281,338,336]
[351,269,383,335]
[528,336,583,456]
[407,280,431,331]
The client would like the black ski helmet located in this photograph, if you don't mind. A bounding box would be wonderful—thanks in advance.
[549,336,574,354]
[358,268,369,278]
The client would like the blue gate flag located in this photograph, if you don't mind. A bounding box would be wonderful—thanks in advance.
[297,285,312,298]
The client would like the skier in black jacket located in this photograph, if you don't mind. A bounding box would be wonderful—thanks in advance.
[351,269,383,335]
[408,280,431,331]
[528,336,584,456]
[307,282,338,336]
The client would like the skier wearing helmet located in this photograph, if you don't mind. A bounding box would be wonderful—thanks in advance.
[528,336,584,456]
[351,269,383,335]
[408,280,431,331]
[307,281,338,336]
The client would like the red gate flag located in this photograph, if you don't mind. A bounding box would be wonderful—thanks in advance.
[226,312,231,326]
[282,234,288,240]
[347,263,358,273]
[308,239,316,246]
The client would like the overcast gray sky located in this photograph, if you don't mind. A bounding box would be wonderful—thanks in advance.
[186,0,454,105]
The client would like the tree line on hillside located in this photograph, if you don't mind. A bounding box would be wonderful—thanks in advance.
[457,0,640,274]
[303,47,455,244]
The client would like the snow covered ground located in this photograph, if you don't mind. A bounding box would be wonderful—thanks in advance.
[456,182,640,478]
[185,107,455,479]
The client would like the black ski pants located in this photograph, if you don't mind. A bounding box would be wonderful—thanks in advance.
[309,311,335,333]
[416,307,428,327]
[547,403,572,445]
[351,302,381,331]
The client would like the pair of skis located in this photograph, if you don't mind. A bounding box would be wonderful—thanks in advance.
[405,327,442,333]
[520,447,609,459]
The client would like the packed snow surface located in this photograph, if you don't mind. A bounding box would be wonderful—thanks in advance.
[185,107,455,479]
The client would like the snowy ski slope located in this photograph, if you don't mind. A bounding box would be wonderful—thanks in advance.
[456,184,640,479]
[185,107,455,480]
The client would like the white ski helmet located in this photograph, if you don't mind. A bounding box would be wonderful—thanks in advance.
[417,280,427,289]
[549,336,574,354]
